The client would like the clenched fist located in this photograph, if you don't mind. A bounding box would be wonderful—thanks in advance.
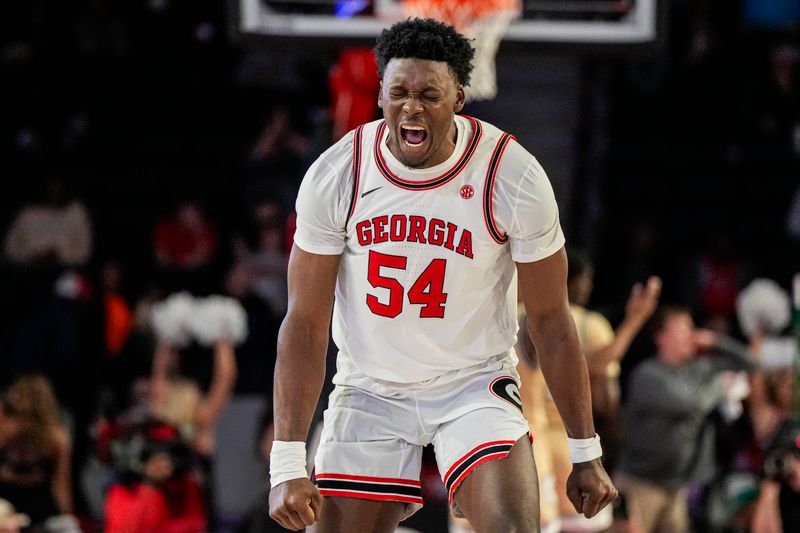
[269,477,323,531]
[566,458,618,519]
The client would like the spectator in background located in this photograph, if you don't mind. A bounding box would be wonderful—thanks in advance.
[4,174,92,268]
[150,338,238,461]
[542,247,660,532]
[751,415,800,533]
[152,200,218,294]
[231,197,283,259]
[736,278,797,449]
[1,175,95,404]
[149,293,244,529]
[149,374,223,476]
[103,416,206,533]
[242,107,319,212]
[566,248,661,465]
[242,223,287,317]
[224,262,281,396]
[0,375,78,531]
[734,277,800,532]
[748,364,799,533]
[1,173,95,395]
[230,197,288,317]
[101,260,133,359]
[328,48,381,141]
[615,307,756,533]
[1,175,99,528]
[93,287,163,424]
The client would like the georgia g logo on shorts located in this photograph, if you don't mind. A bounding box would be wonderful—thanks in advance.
[489,376,523,411]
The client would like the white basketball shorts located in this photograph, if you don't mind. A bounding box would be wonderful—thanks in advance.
[312,351,531,519]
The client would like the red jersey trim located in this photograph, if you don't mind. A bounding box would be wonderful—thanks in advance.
[373,116,482,190]
[483,133,514,244]
[346,125,365,224]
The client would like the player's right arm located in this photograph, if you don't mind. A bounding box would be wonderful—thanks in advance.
[268,131,354,531]
[269,245,340,530]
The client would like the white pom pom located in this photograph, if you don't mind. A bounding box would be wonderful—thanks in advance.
[189,295,249,346]
[151,292,196,347]
[736,279,791,337]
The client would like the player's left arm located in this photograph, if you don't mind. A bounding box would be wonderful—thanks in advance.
[517,248,618,518]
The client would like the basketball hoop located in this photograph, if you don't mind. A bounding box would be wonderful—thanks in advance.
[400,0,522,102]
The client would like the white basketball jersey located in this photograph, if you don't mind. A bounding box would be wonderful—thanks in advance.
[294,115,565,383]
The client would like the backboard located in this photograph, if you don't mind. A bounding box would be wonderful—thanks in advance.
[238,0,661,45]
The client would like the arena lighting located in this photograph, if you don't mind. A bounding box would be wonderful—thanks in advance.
[238,0,659,44]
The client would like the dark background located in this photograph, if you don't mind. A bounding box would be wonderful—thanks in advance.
[0,0,798,531]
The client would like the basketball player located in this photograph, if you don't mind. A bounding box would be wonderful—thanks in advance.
[268,18,617,532]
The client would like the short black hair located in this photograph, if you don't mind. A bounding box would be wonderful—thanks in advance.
[374,18,475,86]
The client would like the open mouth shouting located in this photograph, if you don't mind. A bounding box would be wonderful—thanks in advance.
[399,124,429,160]
[401,124,428,146]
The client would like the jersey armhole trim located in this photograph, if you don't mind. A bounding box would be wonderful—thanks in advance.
[483,133,515,244]
[373,117,483,190]
[345,125,365,225]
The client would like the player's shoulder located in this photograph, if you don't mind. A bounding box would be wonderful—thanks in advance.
[469,115,506,142]
[470,118,542,186]
[470,116,536,162]
[464,115,508,150]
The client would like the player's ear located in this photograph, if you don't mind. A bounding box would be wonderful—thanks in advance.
[454,85,465,112]
[377,80,384,109]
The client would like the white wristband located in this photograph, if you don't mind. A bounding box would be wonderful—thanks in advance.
[567,434,603,463]
[269,441,308,488]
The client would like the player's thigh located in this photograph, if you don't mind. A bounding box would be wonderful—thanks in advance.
[308,496,407,533]
[453,435,540,533]
[431,371,538,533]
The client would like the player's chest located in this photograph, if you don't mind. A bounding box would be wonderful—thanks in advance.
[346,174,498,264]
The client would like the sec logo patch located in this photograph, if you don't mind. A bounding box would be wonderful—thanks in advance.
[460,185,474,199]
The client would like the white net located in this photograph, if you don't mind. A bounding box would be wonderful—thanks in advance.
[463,11,517,102]
[401,0,522,102]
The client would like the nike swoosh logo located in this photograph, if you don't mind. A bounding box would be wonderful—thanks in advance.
[361,187,382,198]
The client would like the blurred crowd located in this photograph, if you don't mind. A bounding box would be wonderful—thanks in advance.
[1,1,799,533]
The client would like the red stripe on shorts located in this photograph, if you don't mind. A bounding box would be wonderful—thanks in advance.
[443,439,517,481]
[318,489,423,505]
[314,473,421,487]
[447,451,512,504]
